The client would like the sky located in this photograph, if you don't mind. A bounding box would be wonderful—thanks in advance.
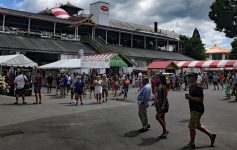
[0,0,234,49]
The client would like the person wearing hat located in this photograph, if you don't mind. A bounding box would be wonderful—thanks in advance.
[74,76,85,105]
[182,73,216,149]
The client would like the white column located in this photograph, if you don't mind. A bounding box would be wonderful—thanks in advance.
[222,54,225,60]
[28,18,31,34]
[144,36,146,49]
[119,32,121,46]
[2,14,5,32]
[105,30,108,44]
[178,41,180,53]
[53,22,56,36]
[92,27,95,39]
[74,26,77,38]
[131,34,133,48]
[166,40,169,51]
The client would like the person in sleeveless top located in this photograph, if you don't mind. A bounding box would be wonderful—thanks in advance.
[94,76,102,104]
[152,74,169,138]
[33,70,43,104]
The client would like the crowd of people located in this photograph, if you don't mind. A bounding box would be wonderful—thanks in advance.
[6,69,237,149]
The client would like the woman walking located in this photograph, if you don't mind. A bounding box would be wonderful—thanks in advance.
[152,74,169,138]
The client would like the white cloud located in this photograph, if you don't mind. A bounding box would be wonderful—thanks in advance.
[0,3,5,7]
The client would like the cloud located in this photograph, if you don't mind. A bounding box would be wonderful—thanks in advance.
[14,0,233,49]
[0,3,5,7]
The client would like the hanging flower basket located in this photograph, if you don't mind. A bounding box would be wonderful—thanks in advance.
[0,75,10,95]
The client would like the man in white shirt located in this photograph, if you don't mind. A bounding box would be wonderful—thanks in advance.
[197,73,202,85]
[14,72,28,104]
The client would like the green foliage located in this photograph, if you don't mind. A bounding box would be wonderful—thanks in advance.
[192,28,201,39]
[180,29,207,60]
[209,0,237,38]
[0,75,10,95]
[229,38,237,59]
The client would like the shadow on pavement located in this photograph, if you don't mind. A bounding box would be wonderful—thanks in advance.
[228,100,237,103]
[124,130,141,137]
[180,119,189,123]
[138,137,161,146]
[196,145,213,149]
[0,103,35,106]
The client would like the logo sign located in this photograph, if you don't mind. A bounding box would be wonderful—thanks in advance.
[100,5,109,12]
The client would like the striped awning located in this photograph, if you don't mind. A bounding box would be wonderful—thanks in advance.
[86,53,115,59]
[175,60,237,68]
[86,53,128,67]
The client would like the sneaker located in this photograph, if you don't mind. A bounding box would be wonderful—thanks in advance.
[138,128,148,133]
[210,134,216,147]
[181,143,196,149]
[81,103,84,105]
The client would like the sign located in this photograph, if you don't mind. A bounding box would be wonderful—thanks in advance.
[100,5,109,12]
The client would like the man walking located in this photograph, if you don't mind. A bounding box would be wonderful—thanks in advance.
[137,77,152,132]
[14,71,28,104]
[183,73,216,149]
[47,73,53,93]
[33,70,43,104]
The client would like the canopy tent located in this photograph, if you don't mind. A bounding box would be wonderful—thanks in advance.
[86,53,128,67]
[0,54,38,67]
[148,61,179,69]
[175,60,237,68]
[39,59,82,69]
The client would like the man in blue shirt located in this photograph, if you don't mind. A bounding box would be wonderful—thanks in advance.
[137,77,152,132]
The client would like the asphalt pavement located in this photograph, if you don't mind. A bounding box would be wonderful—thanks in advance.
[0,86,236,150]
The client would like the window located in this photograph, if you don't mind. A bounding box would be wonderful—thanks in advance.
[212,54,222,60]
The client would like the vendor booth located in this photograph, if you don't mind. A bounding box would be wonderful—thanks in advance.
[147,61,179,75]
[0,54,38,96]
[85,53,128,75]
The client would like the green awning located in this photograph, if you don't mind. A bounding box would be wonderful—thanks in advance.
[110,55,128,67]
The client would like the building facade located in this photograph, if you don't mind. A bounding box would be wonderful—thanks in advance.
[206,45,231,60]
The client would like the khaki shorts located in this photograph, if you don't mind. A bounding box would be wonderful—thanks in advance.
[188,111,203,129]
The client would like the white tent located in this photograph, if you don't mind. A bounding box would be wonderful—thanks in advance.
[39,59,82,69]
[0,54,38,67]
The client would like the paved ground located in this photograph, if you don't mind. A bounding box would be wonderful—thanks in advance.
[0,86,236,150]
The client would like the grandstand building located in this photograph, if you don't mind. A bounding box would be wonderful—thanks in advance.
[0,1,192,70]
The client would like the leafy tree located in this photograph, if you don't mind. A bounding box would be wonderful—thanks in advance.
[229,38,237,59]
[209,0,237,38]
[180,29,207,60]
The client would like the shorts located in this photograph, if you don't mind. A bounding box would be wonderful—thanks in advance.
[188,111,203,129]
[95,87,102,94]
[75,91,83,97]
[48,83,52,88]
[15,88,25,96]
[90,86,95,90]
[34,86,41,93]
[213,82,218,85]
[102,89,108,94]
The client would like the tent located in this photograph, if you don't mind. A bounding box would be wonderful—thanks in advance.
[175,60,237,68]
[0,54,38,67]
[39,59,82,69]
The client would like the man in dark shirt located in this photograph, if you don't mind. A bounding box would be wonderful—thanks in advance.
[34,70,43,104]
[47,73,53,93]
[182,73,216,149]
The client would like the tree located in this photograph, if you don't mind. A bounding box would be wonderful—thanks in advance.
[192,28,201,39]
[180,29,207,60]
[209,0,237,38]
[229,38,237,59]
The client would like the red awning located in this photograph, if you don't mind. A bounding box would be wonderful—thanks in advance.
[148,61,178,69]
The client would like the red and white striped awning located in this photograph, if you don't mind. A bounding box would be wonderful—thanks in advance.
[86,53,116,59]
[175,60,237,68]
[50,7,70,19]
